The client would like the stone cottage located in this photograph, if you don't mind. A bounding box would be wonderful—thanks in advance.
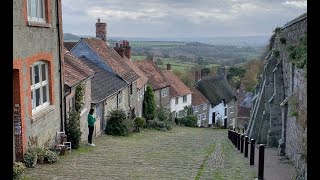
[196,76,237,128]
[77,56,128,135]
[162,64,192,118]
[70,19,140,120]
[190,87,210,127]
[13,0,65,160]
[135,60,171,109]
[63,47,94,140]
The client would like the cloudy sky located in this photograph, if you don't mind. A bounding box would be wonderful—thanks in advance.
[62,0,307,38]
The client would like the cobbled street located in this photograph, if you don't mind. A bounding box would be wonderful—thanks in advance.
[23,127,256,180]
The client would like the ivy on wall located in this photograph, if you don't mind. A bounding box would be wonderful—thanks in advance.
[75,83,85,112]
[286,34,307,77]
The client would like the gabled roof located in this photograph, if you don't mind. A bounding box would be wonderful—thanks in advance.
[82,38,139,83]
[78,56,128,104]
[64,42,77,51]
[63,47,94,87]
[162,70,192,98]
[134,60,170,90]
[196,75,237,106]
[190,87,209,106]
[123,57,148,89]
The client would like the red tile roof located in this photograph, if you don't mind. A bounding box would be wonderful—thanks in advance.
[162,70,192,98]
[134,60,170,90]
[190,87,209,106]
[83,38,139,83]
[123,57,148,89]
[64,42,77,51]
[63,47,94,87]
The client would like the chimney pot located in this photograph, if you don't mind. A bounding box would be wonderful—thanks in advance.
[116,43,118,47]
[97,17,100,23]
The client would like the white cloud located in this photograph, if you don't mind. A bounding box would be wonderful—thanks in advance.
[283,1,307,8]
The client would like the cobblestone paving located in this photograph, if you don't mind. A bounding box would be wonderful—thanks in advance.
[23,127,255,180]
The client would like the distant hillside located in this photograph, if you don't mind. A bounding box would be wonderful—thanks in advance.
[63,33,81,42]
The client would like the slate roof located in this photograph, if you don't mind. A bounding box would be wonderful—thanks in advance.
[123,57,148,89]
[78,56,128,104]
[190,87,209,106]
[134,60,170,90]
[63,47,94,87]
[162,70,192,98]
[64,42,77,51]
[83,38,139,83]
[196,75,237,106]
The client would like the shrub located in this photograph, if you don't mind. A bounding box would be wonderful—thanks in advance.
[123,118,135,133]
[105,109,129,136]
[143,85,156,120]
[134,117,146,132]
[44,150,58,163]
[178,115,198,127]
[66,110,82,149]
[156,107,170,122]
[146,120,167,131]
[280,37,286,44]
[23,150,37,168]
[13,162,26,179]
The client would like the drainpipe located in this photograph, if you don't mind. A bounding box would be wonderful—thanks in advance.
[56,0,65,131]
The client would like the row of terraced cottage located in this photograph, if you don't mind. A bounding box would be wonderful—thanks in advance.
[13,0,242,161]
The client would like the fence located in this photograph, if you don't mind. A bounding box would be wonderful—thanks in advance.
[228,129,265,180]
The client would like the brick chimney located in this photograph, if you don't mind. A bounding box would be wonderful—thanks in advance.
[167,63,172,70]
[123,40,131,59]
[95,17,107,41]
[118,44,125,58]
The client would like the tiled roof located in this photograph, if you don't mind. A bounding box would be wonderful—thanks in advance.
[190,87,209,106]
[63,47,94,87]
[123,57,148,89]
[64,42,77,51]
[196,75,237,106]
[162,70,192,98]
[83,38,139,83]
[134,60,170,90]
[78,56,128,103]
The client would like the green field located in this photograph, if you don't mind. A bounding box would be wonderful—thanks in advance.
[130,41,185,47]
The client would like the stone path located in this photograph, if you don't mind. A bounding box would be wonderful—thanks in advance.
[23,127,256,180]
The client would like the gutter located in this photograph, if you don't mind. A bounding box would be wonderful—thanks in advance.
[56,0,65,131]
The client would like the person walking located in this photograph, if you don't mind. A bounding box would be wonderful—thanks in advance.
[87,108,96,146]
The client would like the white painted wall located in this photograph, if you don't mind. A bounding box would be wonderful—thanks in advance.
[208,100,228,126]
[170,94,192,113]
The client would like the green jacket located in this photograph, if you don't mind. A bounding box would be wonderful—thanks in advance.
[87,114,96,126]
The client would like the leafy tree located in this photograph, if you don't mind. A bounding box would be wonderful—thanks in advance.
[66,110,82,149]
[105,109,128,136]
[143,85,156,120]
[242,59,263,91]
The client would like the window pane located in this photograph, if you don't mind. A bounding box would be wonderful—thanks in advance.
[30,67,33,85]
[42,86,47,103]
[34,65,39,84]
[41,64,46,81]
[38,0,44,19]
[31,91,34,109]
[30,0,37,18]
[35,88,40,107]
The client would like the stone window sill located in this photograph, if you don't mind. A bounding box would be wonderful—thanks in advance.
[31,105,55,123]
[27,21,51,28]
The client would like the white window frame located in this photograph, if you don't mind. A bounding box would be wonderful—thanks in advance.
[31,61,49,113]
[197,114,201,121]
[203,103,207,110]
[202,113,206,121]
[27,0,46,22]
[137,89,140,101]
[183,95,187,102]
[193,106,199,113]
[175,98,179,105]
[161,88,167,97]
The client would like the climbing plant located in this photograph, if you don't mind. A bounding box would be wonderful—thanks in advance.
[66,83,85,149]
[75,83,85,112]
[286,34,307,77]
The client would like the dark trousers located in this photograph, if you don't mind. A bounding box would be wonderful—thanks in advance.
[88,126,94,144]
